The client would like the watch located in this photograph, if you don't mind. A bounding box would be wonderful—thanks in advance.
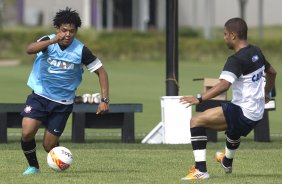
[101,97,110,103]
[197,96,203,103]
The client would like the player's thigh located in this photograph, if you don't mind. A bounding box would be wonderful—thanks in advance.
[191,106,227,131]
[42,111,70,152]
[21,117,42,141]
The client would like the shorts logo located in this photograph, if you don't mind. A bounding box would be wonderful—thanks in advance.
[24,105,32,113]
[54,129,61,133]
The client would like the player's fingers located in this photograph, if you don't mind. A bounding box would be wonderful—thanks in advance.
[180,98,191,104]
[180,101,189,105]
[96,110,103,115]
[179,97,187,102]
[96,107,102,114]
[185,103,191,108]
[96,109,108,115]
[265,97,270,104]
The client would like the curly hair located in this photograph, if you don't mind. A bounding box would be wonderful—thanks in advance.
[53,7,82,29]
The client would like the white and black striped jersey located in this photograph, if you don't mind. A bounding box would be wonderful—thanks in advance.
[219,45,270,121]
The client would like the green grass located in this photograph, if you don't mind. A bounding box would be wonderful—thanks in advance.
[1,139,282,184]
[0,59,281,183]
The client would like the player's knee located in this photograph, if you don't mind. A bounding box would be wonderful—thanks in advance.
[43,142,55,153]
[21,131,35,142]
[190,117,201,128]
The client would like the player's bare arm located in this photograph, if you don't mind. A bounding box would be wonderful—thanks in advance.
[264,65,276,103]
[95,66,110,114]
[26,32,66,55]
[180,79,231,106]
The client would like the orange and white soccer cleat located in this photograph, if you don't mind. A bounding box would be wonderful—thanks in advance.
[215,151,232,174]
[181,165,209,180]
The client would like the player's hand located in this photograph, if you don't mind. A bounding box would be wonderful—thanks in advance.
[96,102,109,115]
[52,33,66,43]
[265,94,271,104]
[179,96,199,108]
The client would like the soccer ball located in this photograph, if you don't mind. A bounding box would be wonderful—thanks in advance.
[47,146,73,171]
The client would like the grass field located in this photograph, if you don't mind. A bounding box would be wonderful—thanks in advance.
[0,59,281,183]
[1,139,282,184]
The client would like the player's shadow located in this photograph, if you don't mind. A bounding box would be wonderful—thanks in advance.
[70,168,142,174]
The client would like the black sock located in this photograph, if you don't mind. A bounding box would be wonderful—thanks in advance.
[223,157,233,167]
[190,127,207,172]
[223,133,241,167]
[21,138,39,169]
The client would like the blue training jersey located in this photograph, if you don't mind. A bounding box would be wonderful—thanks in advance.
[27,34,84,103]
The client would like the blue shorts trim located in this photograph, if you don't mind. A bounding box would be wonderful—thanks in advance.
[21,93,73,136]
[221,102,261,137]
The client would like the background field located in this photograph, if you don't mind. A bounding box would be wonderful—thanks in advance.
[0,59,281,184]
[0,27,281,183]
[0,59,281,138]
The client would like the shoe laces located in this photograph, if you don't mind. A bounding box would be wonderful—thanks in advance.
[188,165,197,175]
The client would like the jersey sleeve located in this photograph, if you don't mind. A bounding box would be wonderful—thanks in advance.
[37,36,50,53]
[37,36,50,42]
[256,46,271,72]
[219,56,242,84]
[82,46,102,72]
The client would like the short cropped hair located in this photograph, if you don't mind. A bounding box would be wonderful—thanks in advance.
[53,7,82,29]
[224,18,248,40]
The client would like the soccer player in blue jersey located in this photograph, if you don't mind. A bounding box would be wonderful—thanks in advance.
[180,18,276,180]
[21,7,110,175]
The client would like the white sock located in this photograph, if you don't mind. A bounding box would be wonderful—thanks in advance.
[225,146,236,159]
[193,149,206,162]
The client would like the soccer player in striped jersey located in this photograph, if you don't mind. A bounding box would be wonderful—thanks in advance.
[180,17,276,180]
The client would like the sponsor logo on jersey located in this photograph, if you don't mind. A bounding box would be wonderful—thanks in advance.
[252,55,259,62]
[48,66,66,74]
[252,70,263,82]
[47,57,74,70]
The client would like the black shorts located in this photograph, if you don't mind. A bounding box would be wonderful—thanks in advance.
[221,102,261,137]
[21,92,73,137]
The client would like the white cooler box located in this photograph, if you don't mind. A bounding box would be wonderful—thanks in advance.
[142,96,192,144]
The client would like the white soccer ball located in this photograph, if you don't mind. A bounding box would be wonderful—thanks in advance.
[82,93,91,103]
[47,146,73,171]
[92,93,101,103]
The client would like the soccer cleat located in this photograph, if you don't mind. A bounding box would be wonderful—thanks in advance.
[181,165,209,180]
[215,151,232,173]
[22,166,40,175]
